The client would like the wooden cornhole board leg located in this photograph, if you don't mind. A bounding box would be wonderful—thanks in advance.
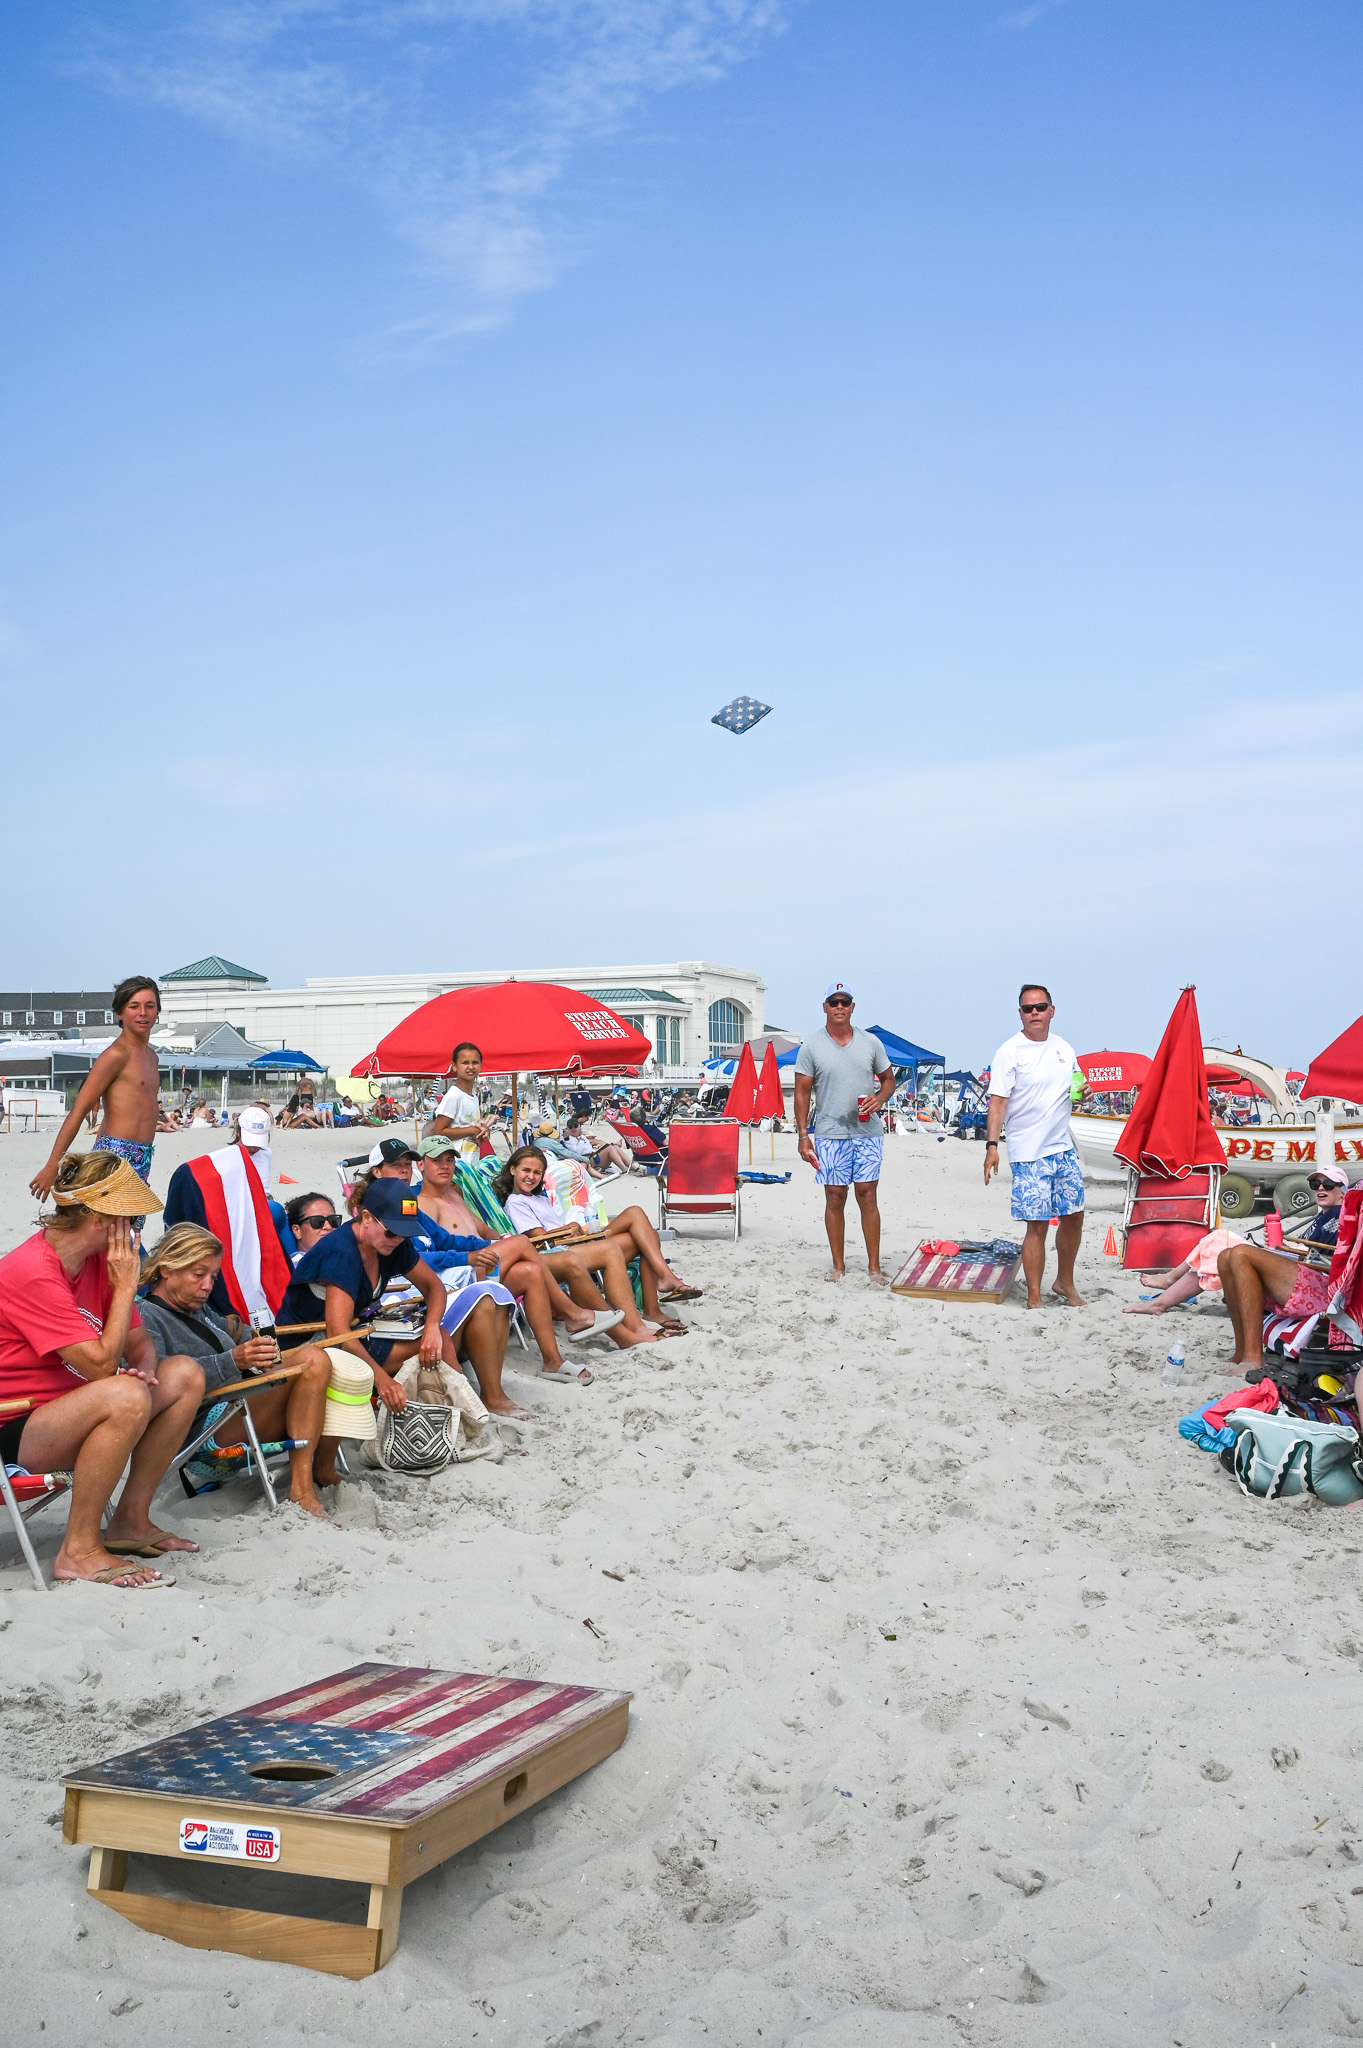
[85,1847,400,1980]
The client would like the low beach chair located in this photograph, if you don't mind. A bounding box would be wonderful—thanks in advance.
[606,1117,665,1176]
[1120,1167,1221,1271]
[659,1123,742,1240]
[0,1396,72,1591]
[168,1364,305,1507]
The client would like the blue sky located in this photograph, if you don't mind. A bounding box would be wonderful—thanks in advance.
[3,1,1361,1065]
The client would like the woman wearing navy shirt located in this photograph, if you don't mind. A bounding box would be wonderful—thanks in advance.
[280,1175,524,1419]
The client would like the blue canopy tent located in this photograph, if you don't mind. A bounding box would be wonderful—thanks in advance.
[248,1049,325,1072]
[867,1026,945,1099]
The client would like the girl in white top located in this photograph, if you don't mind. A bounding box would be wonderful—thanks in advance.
[497,1147,705,1322]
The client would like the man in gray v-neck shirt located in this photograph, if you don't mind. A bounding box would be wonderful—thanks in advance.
[793,981,896,1285]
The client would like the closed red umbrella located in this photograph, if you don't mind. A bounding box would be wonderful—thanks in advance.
[753,1042,785,1119]
[1077,1050,1150,1094]
[358,981,652,1078]
[722,1043,760,1121]
[1114,987,1227,1177]
[1301,1017,1363,1103]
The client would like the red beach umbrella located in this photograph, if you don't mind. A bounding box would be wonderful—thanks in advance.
[1076,1050,1151,1094]
[359,981,652,1078]
[753,1042,785,1120]
[1114,987,1227,1178]
[1301,1017,1363,1104]
[722,1043,761,1121]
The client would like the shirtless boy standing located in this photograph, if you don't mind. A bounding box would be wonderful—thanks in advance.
[30,976,164,1204]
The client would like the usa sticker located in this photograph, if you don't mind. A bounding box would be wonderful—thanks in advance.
[179,1817,280,1862]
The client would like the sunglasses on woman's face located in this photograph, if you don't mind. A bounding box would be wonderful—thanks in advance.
[300,1213,339,1230]
[1308,1177,1339,1192]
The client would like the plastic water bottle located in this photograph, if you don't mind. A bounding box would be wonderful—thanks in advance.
[1161,1339,1186,1388]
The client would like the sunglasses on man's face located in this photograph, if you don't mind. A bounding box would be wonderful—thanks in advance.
[825,996,853,1008]
[299,1213,339,1230]
[1020,1002,1051,1014]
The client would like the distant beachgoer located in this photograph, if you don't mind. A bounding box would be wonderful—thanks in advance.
[793,982,895,1284]
[1217,1165,1347,1368]
[29,976,163,1211]
[984,984,1086,1309]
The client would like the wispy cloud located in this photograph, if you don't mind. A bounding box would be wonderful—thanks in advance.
[74,2,789,342]
[997,0,1069,29]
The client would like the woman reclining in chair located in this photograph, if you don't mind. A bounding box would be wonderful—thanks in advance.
[496,1146,703,1324]
[1215,1163,1349,1369]
[136,1223,336,1519]
[416,1142,669,1354]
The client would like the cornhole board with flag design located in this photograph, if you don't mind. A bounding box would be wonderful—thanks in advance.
[890,1242,1022,1304]
[63,1661,630,1979]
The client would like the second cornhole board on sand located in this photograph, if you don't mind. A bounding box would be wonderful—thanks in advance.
[62,1660,630,1979]
[890,1243,1022,1304]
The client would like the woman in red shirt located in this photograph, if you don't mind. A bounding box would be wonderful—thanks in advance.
[0,1153,205,1588]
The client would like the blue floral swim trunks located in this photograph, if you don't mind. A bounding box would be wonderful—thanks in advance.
[93,1134,154,1230]
[814,1135,884,1186]
[1009,1145,1085,1222]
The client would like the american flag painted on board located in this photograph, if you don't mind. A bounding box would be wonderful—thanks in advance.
[890,1244,1021,1300]
[65,1664,631,1822]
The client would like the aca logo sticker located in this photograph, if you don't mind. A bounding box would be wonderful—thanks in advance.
[180,1819,209,1853]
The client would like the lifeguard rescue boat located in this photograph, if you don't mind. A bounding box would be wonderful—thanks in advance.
[1070,1046,1363,1216]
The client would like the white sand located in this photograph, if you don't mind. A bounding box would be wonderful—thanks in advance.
[2,1124,1361,2045]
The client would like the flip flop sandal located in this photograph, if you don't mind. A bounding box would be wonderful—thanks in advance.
[567,1309,624,1343]
[538,1366,594,1386]
[107,1536,200,1556]
[645,1319,689,1336]
[659,1285,703,1302]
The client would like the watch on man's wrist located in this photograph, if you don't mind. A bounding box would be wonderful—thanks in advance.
[985,1138,999,1148]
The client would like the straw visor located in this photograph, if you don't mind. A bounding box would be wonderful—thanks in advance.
[321,1349,377,1441]
[52,1155,163,1218]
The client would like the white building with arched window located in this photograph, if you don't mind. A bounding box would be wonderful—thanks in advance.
[155,957,765,1085]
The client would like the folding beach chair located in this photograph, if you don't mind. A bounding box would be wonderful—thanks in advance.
[659,1124,742,1240]
[606,1117,665,1176]
[1120,1167,1221,1270]
[1,1397,72,1591]
[169,1364,306,1506]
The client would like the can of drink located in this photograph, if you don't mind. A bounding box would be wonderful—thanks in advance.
[250,1306,281,1366]
[857,1096,873,1123]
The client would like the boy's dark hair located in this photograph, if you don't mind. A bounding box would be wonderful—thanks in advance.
[1018,983,1052,1008]
[112,975,161,1018]
[450,1041,482,1064]
[285,1191,336,1229]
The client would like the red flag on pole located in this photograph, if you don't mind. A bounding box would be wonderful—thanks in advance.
[722,1044,760,1121]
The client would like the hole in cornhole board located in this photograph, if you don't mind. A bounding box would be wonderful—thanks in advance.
[246,1759,339,1782]
[122,1853,371,1926]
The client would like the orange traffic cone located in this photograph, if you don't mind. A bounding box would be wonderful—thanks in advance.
[1102,1225,1118,1256]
